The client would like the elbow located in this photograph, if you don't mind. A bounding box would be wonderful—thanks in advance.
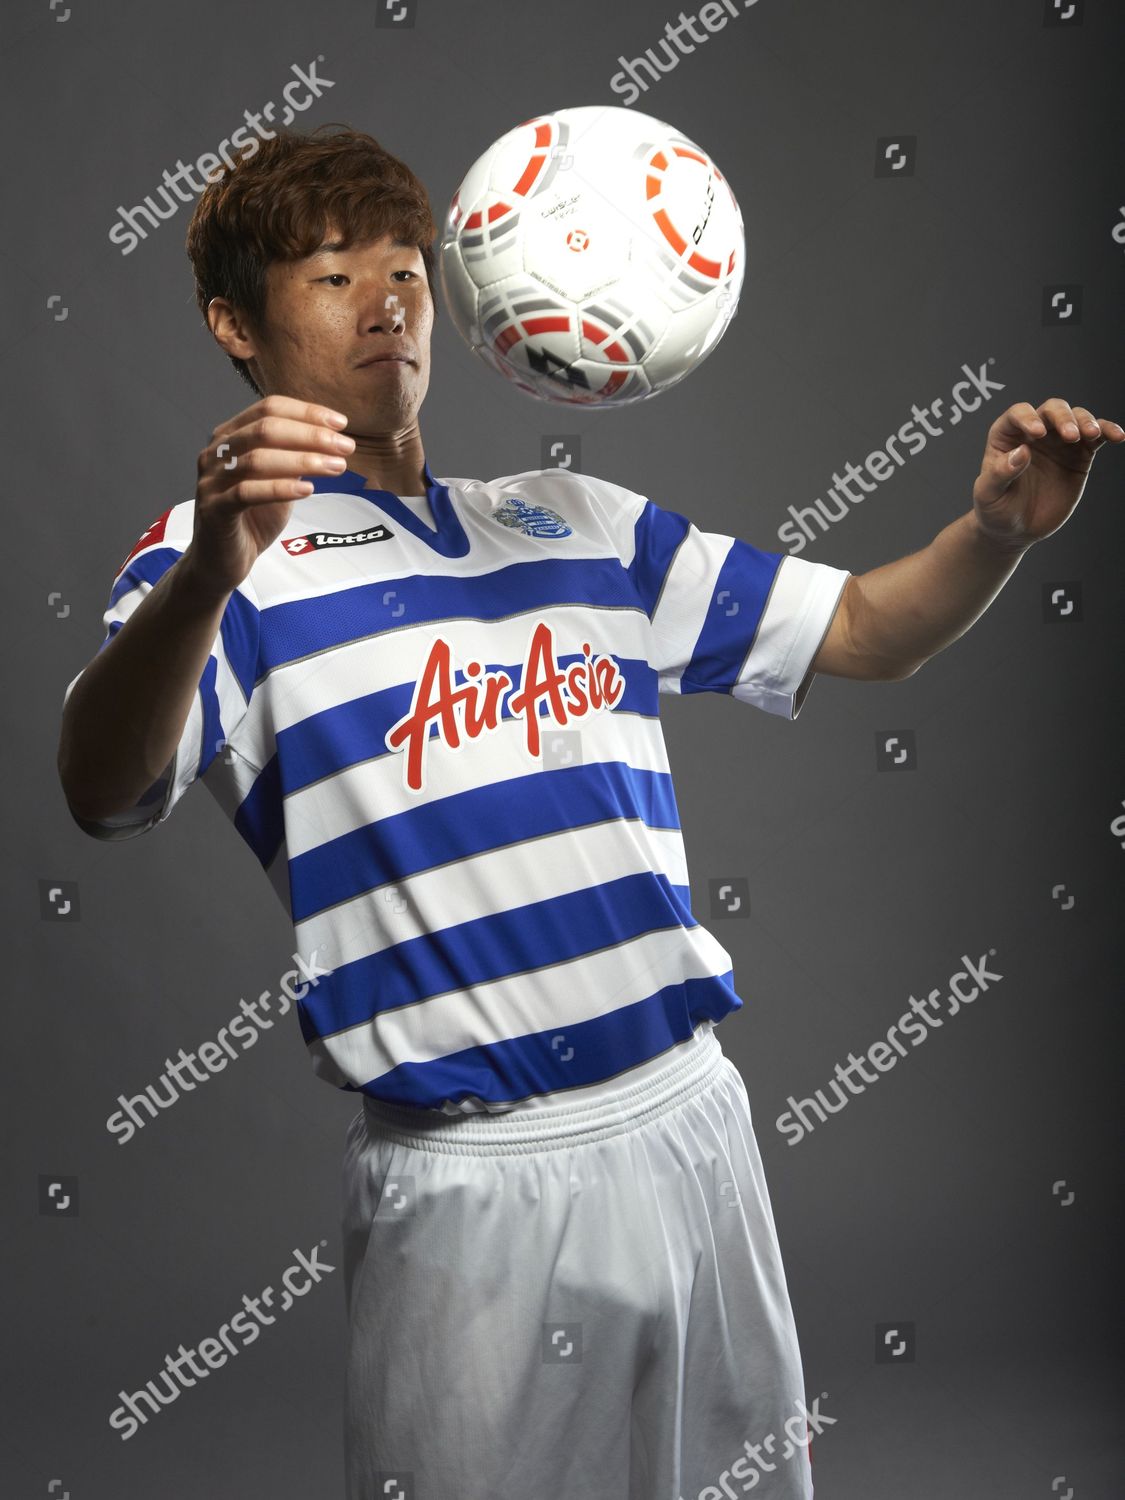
[56,740,115,826]
[56,738,88,820]
[882,656,925,683]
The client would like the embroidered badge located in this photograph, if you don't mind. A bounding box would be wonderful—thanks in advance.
[492,496,573,538]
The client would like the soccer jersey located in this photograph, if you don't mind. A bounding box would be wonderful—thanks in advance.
[393,494,436,532]
[65,460,850,1114]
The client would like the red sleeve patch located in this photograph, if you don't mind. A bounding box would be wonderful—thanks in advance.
[117,509,172,575]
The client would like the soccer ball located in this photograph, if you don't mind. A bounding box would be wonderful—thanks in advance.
[437,105,745,407]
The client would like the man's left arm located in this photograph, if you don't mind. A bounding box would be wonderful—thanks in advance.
[810,397,1124,682]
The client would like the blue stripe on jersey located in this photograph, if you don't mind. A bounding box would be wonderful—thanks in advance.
[627,499,693,618]
[628,500,784,693]
[299,869,695,1041]
[109,547,260,699]
[234,755,284,868]
[274,651,659,797]
[255,554,642,679]
[197,656,222,780]
[289,760,681,924]
[681,535,782,695]
[344,972,743,1109]
[99,620,125,651]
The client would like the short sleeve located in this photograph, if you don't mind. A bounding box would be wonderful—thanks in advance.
[63,505,261,840]
[590,478,851,720]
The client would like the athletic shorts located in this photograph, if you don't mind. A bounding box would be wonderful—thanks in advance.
[340,1021,815,1499]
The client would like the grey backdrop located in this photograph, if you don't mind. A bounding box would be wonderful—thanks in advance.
[6,0,1124,1495]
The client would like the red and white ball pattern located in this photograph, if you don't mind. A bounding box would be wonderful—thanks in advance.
[438,105,745,407]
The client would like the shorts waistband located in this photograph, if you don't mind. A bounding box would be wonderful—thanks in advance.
[359,1024,729,1155]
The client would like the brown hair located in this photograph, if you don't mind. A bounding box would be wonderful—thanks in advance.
[185,122,439,395]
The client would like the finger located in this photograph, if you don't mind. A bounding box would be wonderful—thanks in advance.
[227,413,356,462]
[212,394,349,443]
[995,402,1046,447]
[1070,408,1125,443]
[1036,397,1084,440]
[202,422,355,495]
[212,443,353,494]
[213,478,322,506]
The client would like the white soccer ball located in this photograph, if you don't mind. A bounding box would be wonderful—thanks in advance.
[438,105,745,407]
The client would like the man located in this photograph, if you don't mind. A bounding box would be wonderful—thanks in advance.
[57,124,1120,1499]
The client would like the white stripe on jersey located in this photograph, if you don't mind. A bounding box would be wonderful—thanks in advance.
[67,463,850,1112]
[306,920,738,1092]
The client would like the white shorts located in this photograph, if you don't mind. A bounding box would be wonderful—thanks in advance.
[340,1021,815,1499]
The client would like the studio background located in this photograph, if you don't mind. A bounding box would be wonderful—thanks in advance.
[5,0,1123,1495]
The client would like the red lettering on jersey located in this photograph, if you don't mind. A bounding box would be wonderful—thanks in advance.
[118,509,172,575]
[384,620,625,793]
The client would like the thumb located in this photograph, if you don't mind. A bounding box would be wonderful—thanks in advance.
[975,443,1026,506]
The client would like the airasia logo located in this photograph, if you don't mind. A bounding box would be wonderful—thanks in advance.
[385,620,625,794]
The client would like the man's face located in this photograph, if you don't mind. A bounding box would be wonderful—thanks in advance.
[245,225,433,430]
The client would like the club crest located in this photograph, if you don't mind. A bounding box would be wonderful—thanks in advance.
[492,496,573,538]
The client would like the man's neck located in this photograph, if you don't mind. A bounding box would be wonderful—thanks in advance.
[346,429,426,496]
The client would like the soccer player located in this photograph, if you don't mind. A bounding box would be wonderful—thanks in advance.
[57,124,1121,1499]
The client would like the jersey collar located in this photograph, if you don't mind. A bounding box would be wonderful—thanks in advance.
[300,456,470,558]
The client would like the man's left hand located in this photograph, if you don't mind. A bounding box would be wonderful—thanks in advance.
[972,398,1124,550]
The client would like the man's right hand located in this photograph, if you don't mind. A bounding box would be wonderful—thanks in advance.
[58,396,354,825]
[184,394,355,597]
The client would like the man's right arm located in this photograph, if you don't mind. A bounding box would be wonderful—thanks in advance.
[57,550,233,823]
[57,393,355,829]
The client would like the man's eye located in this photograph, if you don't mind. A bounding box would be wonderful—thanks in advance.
[318,271,415,286]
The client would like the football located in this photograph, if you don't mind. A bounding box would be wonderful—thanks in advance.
[437,105,745,407]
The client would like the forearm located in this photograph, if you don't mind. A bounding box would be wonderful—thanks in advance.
[853,509,1029,677]
[58,551,233,821]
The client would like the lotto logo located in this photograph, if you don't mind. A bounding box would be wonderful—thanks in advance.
[283,525,393,555]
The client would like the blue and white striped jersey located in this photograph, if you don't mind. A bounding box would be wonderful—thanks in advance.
[66,461,850,1113]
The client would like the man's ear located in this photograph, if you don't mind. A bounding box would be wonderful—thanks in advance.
[207,296,260,362]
